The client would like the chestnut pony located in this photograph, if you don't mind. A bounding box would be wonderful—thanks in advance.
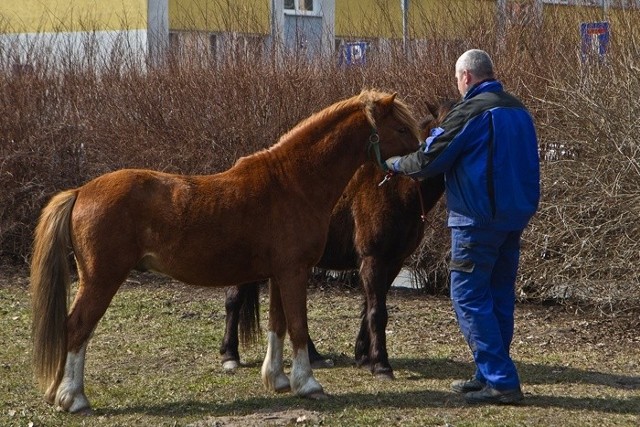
[220,100,454,379]
[30,90,421,413]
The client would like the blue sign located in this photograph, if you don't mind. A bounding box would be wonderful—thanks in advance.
[580,21,610,60]
[339,42,368,66]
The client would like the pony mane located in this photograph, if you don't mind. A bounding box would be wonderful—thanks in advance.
[277,89,420,146]
[232,89,420,169]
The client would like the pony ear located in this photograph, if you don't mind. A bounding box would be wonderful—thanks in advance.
[378,93,397,116]
[425,100,438,118]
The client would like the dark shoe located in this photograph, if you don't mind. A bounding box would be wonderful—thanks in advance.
[464,386,524,405]
[451,378,485,394]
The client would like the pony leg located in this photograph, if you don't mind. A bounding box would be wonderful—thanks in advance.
[359,256,402,380]
[220,286,243,371]
[50,342,91,414]
[221,282,262,371]
[276,272,325,399]
[262,331,290,393]
[289,338,325,399]
[308,335,333,369]
[354,303,372,366]
[261,279,290,393]
[53,276,124,413]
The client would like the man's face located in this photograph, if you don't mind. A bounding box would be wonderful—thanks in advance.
[455,68,469,97]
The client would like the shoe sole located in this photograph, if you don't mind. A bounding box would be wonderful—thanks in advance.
[465,394,524,405]
[451,385,484,394]
[451,381,485,394]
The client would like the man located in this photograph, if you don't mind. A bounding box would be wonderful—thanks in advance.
[386,49,540,404]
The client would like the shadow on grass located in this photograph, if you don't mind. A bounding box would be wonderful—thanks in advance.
[96,388,639,418]
[389,357,640,390]
[97,357,639,418]
[241,353,640,392]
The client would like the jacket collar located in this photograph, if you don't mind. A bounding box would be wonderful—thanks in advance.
[463,79,502,100]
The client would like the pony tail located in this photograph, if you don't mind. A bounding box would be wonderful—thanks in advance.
[30,190,77,393]
[239,282,262,347]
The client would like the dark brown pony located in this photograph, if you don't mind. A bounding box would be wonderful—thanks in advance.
[220,100,454,379]
[30,90,421,413]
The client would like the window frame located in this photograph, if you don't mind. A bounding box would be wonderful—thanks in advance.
[284,0,322,17]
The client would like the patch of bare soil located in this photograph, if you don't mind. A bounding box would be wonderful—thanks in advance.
[187,408,323,427]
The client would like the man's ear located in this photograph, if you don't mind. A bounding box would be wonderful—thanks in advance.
[463,69,473,85]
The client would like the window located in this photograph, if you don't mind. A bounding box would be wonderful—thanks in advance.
[168,31,215,66]
[299,0,314,11]
[507,0,542,27]
[542,0,640,8]
[284,0,319,15]
[219,32,266,63]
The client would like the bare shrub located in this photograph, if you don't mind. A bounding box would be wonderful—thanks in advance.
[1,4,638,310]
[520,43,640,308]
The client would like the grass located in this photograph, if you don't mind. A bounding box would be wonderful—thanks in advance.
[0,272,638,426]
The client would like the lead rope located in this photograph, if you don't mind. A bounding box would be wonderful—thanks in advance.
[415,180,428,223]
[369,128,427,223]
[367,130,388,172]
[368,129,398,187]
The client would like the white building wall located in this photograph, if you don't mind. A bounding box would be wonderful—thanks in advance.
[0,29,149,71]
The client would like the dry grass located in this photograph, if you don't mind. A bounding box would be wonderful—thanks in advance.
[0,273,638,426]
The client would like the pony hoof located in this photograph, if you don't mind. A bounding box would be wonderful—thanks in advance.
[311,358,334,369]
[72,407,94,416]
[222,360,240,372]
[275,384,292,394]
[355,357,371,368]
[305,391,329,400]
[374,371,395,381]
[44,394,56,406]
[57,404,93,415]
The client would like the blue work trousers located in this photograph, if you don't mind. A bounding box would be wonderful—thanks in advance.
[450,226,523,390]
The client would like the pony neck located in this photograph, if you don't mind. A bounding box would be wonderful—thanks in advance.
[271,113,373,216]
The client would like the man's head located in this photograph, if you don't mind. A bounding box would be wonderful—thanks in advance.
[455,49,495,97]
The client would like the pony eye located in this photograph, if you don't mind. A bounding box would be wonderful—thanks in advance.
[397,127,408,134]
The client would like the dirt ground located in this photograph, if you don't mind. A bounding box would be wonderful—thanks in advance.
[186,408,323,427]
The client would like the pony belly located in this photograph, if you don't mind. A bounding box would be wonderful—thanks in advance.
[132,252,259,288]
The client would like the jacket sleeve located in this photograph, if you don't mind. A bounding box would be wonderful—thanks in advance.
[391,107,468,179]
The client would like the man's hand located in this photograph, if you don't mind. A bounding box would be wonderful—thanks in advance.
[385,156,401,172]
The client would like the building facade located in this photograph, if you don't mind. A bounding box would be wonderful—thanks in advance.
[0,0,169,68]
[1,0,638,69]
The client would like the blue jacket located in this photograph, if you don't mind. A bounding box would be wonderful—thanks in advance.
[391,80,540,230]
